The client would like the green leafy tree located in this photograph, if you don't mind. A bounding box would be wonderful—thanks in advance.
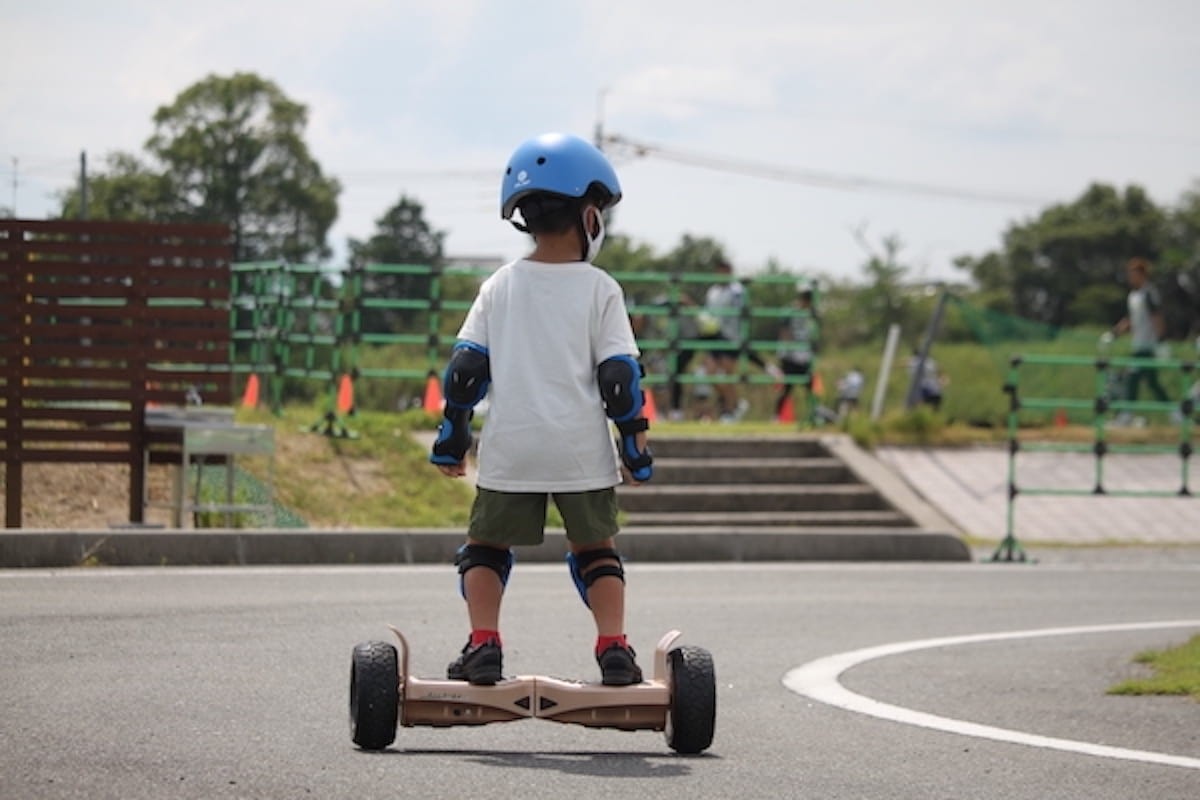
[957,183,1166,328]
[845,230,917,344]
[1161,182,1200,338]
[59,152,176,221]
[148,72,340,262]
[59,72,340,263]
[348,194,445,334]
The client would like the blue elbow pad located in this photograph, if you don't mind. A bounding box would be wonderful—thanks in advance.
[598,355,653,481]
[431,342,490,466]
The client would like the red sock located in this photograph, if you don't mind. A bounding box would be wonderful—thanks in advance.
[470,629,501,647]
[595,634,628,655]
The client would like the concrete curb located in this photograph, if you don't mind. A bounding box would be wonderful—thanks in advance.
[821,433,966,536]
[0,526,970,568]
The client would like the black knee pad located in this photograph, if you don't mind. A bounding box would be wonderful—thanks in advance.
[567,548,625,607]
[454,544,514,598]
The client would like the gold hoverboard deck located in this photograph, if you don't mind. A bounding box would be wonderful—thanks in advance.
[349,629,715,754]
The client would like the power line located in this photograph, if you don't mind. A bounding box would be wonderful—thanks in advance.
[601,133,1050,207]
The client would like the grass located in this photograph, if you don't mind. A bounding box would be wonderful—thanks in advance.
[1108,635,1200,701]
[236,403,474,528]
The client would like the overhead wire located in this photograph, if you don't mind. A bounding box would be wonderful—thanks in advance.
[601,133,1050,207]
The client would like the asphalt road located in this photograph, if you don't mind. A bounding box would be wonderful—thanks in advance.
[2,557,1198,800]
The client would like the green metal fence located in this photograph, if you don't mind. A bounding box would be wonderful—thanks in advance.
[994,352,1196,562]
[231,262,820,430]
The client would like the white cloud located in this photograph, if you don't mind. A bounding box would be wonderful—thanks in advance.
[2,0,1197,278]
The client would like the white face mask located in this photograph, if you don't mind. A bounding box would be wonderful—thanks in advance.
[583,207,606,261]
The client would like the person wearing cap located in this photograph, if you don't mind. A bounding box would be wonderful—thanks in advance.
[428,132,651,687]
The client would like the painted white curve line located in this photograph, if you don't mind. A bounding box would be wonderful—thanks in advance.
[783,620,1200,771]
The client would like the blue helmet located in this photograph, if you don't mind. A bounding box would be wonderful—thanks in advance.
[500,132,622,220]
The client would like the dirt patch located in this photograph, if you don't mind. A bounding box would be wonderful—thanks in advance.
[1,462,180,529]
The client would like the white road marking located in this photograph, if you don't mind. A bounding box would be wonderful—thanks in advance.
[783,620,1200,770]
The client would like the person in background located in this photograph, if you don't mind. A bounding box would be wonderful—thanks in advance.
[774,279,819,420]
[835,366,865,419]
[700,259,780,422]
[1108,256,1174,424]
[908,347,946,412]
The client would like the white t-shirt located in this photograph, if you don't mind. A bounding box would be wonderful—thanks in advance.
[704,280,745,340]
[456,258,639,492]
[1127,285,1162,350]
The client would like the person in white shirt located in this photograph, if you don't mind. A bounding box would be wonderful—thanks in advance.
[429,132,651,687]
[1111,257,1170,414]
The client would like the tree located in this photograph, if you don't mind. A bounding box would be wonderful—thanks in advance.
[1161,182,1200,338]
[348,194,446,333]
[956,183,1166,328]
[847,229,917,344]
[59,152,177,221]
[59,72,340,263]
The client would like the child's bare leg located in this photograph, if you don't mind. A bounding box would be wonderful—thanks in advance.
[462,546,504,631]
[571,539,625,635]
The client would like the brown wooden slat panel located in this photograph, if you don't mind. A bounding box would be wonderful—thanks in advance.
[141,307,230,324]
[144,263,232,282]
[18,323,137,340]
[20,386,137,401]
[1,239,232,262]
[17,428,133,444]
[19,365,136,381]
[17,282,135,299]
[21,407,131,425]
[147,350,230,366]
[24,344,143,361]
[1,218,230,240]
[145,284,230,303]
[14,449,132,463]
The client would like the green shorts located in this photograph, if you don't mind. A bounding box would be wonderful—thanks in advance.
[467,487,619,547]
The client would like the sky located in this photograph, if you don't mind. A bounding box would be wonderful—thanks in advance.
[2,0,1198,284]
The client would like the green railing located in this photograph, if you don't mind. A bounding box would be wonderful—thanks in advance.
[231,262,819,431]
[994,352,1196,562]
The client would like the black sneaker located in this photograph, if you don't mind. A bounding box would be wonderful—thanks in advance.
[447,639,503,685]
[597,642,644,686]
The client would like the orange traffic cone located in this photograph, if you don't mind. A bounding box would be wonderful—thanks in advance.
[777,395,796,424]
[811,372,825,397]
[777,394,795,423]
[642,388,659,422]
[241,374,260,409]
[336,373,355,415]
[423,371,444,414]
[1054,407,1068,427]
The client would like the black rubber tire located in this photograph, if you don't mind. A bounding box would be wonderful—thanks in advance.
[349,641,399,750]
[665,645,716,754]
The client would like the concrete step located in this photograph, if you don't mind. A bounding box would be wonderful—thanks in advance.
[650,437,828,459]
[624,509,913,527]
[617,483,889,513]
[652,457,852,485]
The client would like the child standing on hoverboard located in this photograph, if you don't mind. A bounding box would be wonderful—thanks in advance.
[430,132,653,687]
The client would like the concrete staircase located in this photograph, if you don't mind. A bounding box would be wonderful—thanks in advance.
[615,435,969,561]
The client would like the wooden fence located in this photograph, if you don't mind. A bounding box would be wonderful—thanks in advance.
[1,220,234,527]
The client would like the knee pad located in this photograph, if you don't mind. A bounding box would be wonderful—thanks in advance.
[454,544,514,599]
[431,342,490,466]
[566,548,625,608]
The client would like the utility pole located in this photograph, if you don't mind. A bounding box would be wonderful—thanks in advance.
[79,150,89,219]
